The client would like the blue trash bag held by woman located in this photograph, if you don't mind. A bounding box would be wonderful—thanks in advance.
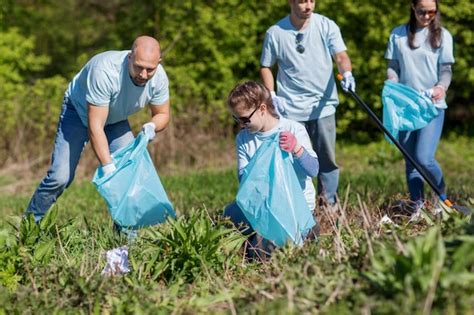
[92,132,175,229]
[236,133,316,247]
[382,80,438,141]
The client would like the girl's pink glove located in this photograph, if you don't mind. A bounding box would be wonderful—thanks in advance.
[279,131,297,152]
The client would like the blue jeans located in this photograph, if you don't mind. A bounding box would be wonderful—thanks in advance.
[304,115,339,205]
[25,97,135,222]
[223,202,273,257]
[399,109,445,202]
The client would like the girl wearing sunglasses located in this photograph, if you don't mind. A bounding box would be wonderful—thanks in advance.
[224,81,319,257]
[384,0,455,214]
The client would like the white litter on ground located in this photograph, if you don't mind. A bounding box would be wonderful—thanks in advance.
[101,246,130,276]
[408,209,423,223]
[432,205,443,217]
[379,215,396,226]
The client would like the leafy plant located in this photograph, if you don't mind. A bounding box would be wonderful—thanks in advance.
[364,224,474,303]
[0,208,75,291]
[365,227,445,295]
[130,209,246,283]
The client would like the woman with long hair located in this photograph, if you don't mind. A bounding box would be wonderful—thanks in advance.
[385,0,455,215]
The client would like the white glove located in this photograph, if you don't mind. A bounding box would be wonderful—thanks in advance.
[142,122,156,141]
[340,71,356,92]
[270,91,286,117]
[102,162,116,177]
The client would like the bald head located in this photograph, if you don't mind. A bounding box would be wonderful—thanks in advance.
[131,36,160,58]
[128,36,161,86]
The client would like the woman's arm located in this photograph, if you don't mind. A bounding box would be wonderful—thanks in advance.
[436,63,453,91]
[432,64,453,102]
[387,59,400,82]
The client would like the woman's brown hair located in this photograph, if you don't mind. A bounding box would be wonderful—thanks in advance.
[408,0,442,49]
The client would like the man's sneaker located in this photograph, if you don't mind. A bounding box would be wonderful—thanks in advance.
[320,202,338,214]
[432,203,444,218]
[408,200,425,223]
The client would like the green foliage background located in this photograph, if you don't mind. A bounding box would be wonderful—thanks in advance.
[0,0,472,160]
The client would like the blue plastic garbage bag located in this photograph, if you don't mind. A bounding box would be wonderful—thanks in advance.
[92,132,175,229]
[382,80,438,141]
[235,133,316,247]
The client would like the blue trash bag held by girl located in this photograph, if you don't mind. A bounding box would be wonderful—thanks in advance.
[382,80,438,141]
[236,133,316,247]
[92,132,175,229]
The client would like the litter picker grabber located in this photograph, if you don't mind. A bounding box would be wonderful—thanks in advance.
[336,74,471,215]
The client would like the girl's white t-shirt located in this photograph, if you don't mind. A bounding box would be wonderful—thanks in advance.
[235,117,317,210]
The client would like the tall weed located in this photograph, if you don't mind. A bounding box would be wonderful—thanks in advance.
[130,209,246,283]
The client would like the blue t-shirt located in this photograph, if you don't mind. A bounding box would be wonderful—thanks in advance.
[385,25,455,109]
[65,50,169,126]
[260,13,347,121]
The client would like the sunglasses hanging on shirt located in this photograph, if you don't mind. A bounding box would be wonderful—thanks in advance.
[295,33,305,54]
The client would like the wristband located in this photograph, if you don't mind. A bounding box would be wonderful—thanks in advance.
[293,146,304,156]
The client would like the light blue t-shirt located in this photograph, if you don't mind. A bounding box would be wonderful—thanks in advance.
[260,13,347,121]
[385,25,455,109]
[236,118,317,210]
[65,50,169,127]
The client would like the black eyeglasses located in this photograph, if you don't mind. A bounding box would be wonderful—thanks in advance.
[296,33,305,54]
[232,106,259,126]
[415,8,437,18]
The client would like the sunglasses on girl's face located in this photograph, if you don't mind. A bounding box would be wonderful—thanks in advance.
[415,8,437,18]
[232,106,259,126]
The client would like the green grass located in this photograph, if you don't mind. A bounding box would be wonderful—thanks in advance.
[0,137,473,314]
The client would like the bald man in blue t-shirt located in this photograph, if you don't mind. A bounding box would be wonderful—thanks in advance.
[25,36,170,222]
[260,0,355,206]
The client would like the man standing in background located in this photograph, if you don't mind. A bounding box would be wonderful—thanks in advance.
[260,0,355,206]
[25,35,170,222]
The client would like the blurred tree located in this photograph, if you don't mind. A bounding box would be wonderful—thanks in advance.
[320,0,474,140]
[0,28,54,161]
[0,0,472,163]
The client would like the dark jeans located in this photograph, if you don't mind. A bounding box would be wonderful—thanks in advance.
[304,115,339,205]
